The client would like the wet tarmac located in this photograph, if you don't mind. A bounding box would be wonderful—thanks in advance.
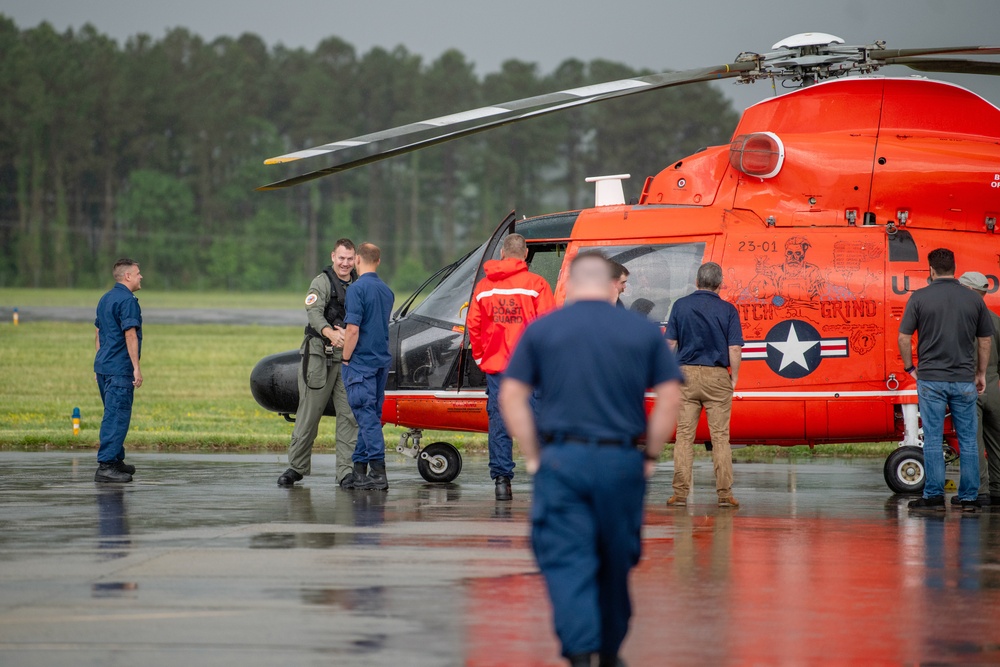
[2,452,1000,666]
[0,306,304,326]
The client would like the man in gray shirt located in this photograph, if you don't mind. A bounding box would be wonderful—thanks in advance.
[898,248,992,511]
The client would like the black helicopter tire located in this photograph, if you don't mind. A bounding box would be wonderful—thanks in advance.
[417,442,463,484]
[883,446,926,495]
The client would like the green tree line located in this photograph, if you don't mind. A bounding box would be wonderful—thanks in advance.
[0,15,739,292]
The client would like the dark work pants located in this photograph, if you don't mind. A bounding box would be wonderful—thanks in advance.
[977,378,1000,496]
[485,372,515,480]
[530,442,646,658]
[96,373,134,463]
[344,364,389,463]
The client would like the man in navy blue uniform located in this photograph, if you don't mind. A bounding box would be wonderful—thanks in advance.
[341,243,395,491]
[500,251,682,667]
[94,258,144,483]
[666,261,744,507]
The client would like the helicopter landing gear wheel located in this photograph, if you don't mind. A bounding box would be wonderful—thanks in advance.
[417,442,463,483]
[883,446,925,495]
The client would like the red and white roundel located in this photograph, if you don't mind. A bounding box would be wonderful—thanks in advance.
[304,293,318,306]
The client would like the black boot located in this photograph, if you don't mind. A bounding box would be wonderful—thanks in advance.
[495,476,512,501]
[351,462,372,490]
[95,462,132,483]
[365,459,389,491]
[567,654,597,667]
[114,460,136,474]
[277,468,303,486]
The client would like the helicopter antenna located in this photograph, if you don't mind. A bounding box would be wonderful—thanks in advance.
[586,174,630,207]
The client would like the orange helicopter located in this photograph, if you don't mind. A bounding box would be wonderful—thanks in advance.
[250,33,1000,492]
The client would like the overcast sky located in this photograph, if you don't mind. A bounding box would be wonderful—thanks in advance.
[3,0,998,112]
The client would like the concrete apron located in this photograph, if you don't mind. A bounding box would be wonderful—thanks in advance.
[1,452,999,666]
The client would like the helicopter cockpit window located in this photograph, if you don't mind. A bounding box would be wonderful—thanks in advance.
[410,242,486,326]
[579,243,706,324]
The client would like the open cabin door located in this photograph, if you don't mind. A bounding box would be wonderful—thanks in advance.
[390,210,514,395]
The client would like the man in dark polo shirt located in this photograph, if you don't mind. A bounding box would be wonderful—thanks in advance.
[899,248,992,511]
[665,261,744,508]
[500,251,683,667]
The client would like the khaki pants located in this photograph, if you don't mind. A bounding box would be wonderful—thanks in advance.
[288,338,358,482]
[672,365,734,500]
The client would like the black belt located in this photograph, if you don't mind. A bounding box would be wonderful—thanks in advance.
[540,432,639,447]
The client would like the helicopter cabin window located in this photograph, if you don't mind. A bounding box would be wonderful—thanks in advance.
[579,243,707,324]
[526,243,567,292]
[396,244,486,390]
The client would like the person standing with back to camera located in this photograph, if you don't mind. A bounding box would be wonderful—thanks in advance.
[467,233,555,501]
[341,243,395,491]
[900,248,992,511]
[666,261,744,508]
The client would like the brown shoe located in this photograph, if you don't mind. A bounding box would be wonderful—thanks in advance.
[718,495,740,508]
[667,495,687,507]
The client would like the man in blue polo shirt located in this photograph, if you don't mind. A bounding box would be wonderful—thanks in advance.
[341,243,395,491]
[500,251,682,667]
[94,258,144,483]
[666,261,744,508]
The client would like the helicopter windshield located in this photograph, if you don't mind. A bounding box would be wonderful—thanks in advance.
[579,242,707,324]
[409,242,486,326]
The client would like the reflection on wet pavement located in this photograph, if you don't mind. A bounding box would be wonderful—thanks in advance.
[2,452,1000,665]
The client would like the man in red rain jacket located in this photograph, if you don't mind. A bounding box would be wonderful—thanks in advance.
[468,233,555,500]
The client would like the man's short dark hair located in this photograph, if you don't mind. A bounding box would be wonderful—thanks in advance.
[927,248,955,276]
[610,261,629,280]
[113,258,138,281]
[696,262,723,290]
[334,238,355,253]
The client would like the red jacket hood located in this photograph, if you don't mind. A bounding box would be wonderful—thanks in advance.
[483,258,528,281]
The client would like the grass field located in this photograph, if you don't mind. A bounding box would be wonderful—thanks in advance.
[0,290,898,460]
[0,319,485,453]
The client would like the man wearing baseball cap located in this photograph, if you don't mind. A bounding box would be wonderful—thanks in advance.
[959,271,1000,506]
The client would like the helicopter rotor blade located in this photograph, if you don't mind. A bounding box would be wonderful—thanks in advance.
[258,38,1000,190]
[258,97,600,189]
[870,45,1000,60]
[265,62,756,172]
[883,57,1000,77]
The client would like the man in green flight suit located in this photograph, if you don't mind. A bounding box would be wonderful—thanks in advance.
[278,239,360,488]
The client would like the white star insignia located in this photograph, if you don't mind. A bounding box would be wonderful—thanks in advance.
[768,323,819,372]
